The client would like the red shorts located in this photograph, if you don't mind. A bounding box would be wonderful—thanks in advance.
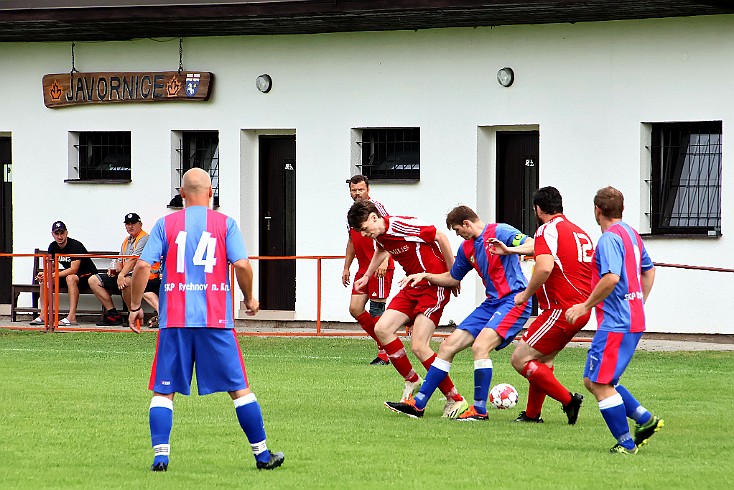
[521,308,591,355]
[387,284,450,326]
[352,269,394,300]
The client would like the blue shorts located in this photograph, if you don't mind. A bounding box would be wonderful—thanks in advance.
[457,295,532,351]
[584,330,643,385]
[149,328,249,395]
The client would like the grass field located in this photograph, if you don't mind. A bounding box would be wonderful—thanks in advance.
[1,330,733,489]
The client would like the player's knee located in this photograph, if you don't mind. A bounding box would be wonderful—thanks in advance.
[510,351,526,372]
[65,275,79,286]
[470,342,490,360]
[348,305,363,318]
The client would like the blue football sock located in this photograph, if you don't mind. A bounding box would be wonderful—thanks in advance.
[599,393,635,449]
[615,384,652,424]
[473,359,493,415]
[149,396,173,465]
[414,358,450,410]
[234,393,271,463]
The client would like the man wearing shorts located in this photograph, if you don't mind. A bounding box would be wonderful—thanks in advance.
[88,212,160,326]
[30,221,97,327]
[491,187,592,424]
[348,200,468,418]
[385,205,532,421]
[566,186,663,454]
[341,175,394,365]
[127,168,284,471]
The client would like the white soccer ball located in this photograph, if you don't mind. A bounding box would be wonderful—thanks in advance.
[489,383,519,410]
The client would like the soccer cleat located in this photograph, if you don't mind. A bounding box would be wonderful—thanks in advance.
[634,416,664,447]
[369,357,389,365]
[609,443,638,455]
[562,392,584,425]
[29,316,44,326]
[443,398,470,418]
[256,451,285,470]
[150,462,168,472]
[514,411,544,423]
[401,377,423,402]
[455,405,488,422]
[385,399,424,418]
[96,311,123,326]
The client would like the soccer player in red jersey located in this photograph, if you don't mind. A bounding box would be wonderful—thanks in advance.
[341,175,395,365]
[128,168,284,471]
[491,187,593,424]
[347,200,468,418]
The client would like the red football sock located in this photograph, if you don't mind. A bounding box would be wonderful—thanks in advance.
[377,349,389,361]
[383,338,418,382]
[421,353,462,401]
[521,361,571,409]
[356,311,383,348]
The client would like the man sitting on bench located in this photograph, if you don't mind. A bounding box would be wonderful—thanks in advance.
[30,221,97,326]
[88,213,160,326]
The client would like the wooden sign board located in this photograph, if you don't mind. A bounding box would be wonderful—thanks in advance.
[42,71,213,108]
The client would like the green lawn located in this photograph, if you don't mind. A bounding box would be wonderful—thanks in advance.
[0,331,732,489]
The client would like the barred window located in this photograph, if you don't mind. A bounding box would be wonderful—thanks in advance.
[74,132,131,181]
[649,121,722,236]
[174,131,219,207]
[356,128,419,181]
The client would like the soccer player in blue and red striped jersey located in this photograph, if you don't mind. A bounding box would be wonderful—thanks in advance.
[128,168,284,471]
[566,186,663,454]
[385,205,533,420]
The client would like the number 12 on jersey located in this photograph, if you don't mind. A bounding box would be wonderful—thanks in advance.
[174,231,218,273]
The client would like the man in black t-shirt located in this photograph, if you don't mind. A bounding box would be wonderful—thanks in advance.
[30,221,97,326]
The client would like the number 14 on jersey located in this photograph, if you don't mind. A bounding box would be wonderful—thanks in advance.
[174,230,218,273]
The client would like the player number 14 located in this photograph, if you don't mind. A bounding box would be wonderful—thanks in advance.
[174,230,218,273]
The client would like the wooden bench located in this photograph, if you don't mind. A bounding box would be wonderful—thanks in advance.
[10,249,123,322]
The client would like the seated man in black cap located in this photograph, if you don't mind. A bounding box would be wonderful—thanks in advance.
[30,221,97,326]
[88,213,161,326]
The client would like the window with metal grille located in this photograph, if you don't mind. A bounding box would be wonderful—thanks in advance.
[649,121,722,236]
[75,132,131,181]
[175,131,219,207]
[357,128,420,181]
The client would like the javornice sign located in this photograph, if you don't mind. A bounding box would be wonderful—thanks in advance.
[42,71,213,108]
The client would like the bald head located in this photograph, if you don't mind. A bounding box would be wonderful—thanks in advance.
[180,168,213,207]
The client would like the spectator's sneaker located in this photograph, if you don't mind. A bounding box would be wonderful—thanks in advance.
[256,451,285,470]
[609,443,638,455]
[400,377,423,402]
[29,316,44,326]
[514,411,544,423]
[443,398,470,418]
[96,310,123,326]
[562,392,584,425]
[150,462,168,472]
[634,416,664,447]
[369,357,389,365]
[385,399,424,418]
[455,405,488,421]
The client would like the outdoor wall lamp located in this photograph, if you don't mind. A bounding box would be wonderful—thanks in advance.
[256,74,272,93]
[497,67,514,87]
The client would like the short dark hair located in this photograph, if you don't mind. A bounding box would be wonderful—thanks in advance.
[445,205,479,228]
[347,200,380,229]
[347,174,369,187]
[594,186,624,219]
[533,186,563,215]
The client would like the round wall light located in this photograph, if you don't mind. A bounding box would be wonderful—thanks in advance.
[256,74,272,93]
[497,67,514,87]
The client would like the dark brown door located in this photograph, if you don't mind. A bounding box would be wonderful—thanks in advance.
[496,131,539,315]
[496,131,539,236]
[258,135,296,310]
[0,137,12,304]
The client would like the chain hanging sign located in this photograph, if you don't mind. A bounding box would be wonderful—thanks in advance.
[42,71,213,108]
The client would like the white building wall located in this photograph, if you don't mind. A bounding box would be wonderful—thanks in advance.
[1,14,733,333]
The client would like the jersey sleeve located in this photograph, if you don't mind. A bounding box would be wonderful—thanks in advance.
[225,217,248,263]
[595,233,624,277]
[497,223,529,248]
[640,242,654,272]
[139,219,165,265]
[532,224,553,256]
[449,245,472,282]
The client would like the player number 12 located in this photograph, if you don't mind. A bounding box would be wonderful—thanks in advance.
[174,230,218,273]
